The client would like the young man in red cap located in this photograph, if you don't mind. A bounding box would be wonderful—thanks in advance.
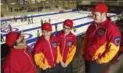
[3,32,36,73]
[56,19,77,73]
[33,23,62,73]
[81,2,121,73]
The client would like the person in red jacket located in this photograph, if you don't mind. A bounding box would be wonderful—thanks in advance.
[104,23,123,73]
[3,31,36,73]
[33,23,62,73]
[56,19,77,73]
[81,2,121,73]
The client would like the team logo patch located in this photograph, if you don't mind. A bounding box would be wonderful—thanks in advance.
[52,42,57,48]
[114,37,120,46]
[98,28,105,36]
[67,41,72,47]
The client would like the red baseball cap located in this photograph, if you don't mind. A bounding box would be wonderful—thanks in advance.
[41,23,52,31]
[92,2,108,13]
[6,32,20,47]
[64,19,73,28]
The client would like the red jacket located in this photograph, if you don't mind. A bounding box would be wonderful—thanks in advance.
[56,31,77,65]
[33,35,62,70]
[3,48,36,73]
[81,19,121,64]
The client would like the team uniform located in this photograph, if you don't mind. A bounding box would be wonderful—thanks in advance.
[81,18,121,73]
[33,23,62,73]
[81,2,121,73]
[3,48,36,73]
[56,19,77,73]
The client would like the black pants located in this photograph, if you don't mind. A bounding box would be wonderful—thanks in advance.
[85,60,108,73]
[59,63,72,73]
[41,64,59,73]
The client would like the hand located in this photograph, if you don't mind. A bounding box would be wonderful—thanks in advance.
[64,63,68,68]
[60,61,68,68]
[43,66,49,70]
[92,56,98,61]
[60,61,65,67]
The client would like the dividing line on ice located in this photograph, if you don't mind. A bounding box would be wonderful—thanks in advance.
[2,16,88,37]
[1,10,76,21]
[2,14,116,37]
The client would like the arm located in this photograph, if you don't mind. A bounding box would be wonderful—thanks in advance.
[33,40,50,70]
[34,52,50,70]
[81,24,92,56]
[81,34,87,55]
[56,46,62,63]
[96,28,121,64]
[65,36,77,65]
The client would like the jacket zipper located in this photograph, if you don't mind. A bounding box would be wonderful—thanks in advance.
[48,41,55,66]
[92,24,99,38]
[24,51,36,69]
[62,35,66,57]
[88,24,99,47]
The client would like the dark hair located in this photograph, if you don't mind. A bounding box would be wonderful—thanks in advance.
[1,43,10,58]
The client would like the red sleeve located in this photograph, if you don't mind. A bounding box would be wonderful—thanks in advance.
[65,35,77,65]
[33,39,43,54]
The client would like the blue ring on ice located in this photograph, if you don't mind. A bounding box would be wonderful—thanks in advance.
[24,33,33,39]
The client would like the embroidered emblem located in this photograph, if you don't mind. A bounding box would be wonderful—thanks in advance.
[67,41,72,47]
[98,28,105,36]
[52,42,57,48]
[114,37,120,46]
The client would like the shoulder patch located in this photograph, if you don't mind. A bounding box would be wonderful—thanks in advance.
[114,37,120,46]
